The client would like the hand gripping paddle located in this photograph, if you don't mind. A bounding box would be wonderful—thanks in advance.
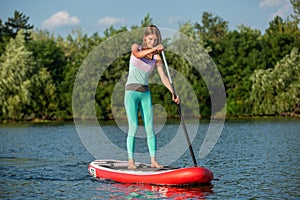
[161,51,198,167]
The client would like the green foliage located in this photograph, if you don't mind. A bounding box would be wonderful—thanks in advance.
[140,13,153,27]
[0,30,35,120]
[291,0,300,23]
[0,11,299,121]
[0,11,33,55]
[57,28,103,117]
[262,16,300,68]
[195,12,228,44]
[250,48,300,116]
[4,11,33,40]
[28,30,66,85]
[216,26,263,115]
[30,67,58,119]
[0,30,57,120]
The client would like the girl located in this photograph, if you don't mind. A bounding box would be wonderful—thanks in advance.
[124,25,180,169]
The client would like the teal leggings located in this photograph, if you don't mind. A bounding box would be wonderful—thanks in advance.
[124,90,156,159]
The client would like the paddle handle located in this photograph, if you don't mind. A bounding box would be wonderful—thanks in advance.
[161,51,177,96]
[161,51,198,167]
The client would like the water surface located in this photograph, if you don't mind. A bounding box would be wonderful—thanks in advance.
[1,118,299,199]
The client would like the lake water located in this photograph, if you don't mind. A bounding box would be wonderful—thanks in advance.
[1,118,299,199]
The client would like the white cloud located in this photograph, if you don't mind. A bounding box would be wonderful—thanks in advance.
[271,3,292,19]
[259,0,293,19]
[168,16,182,25]
[259,0,284,8]
[42,11,80,30]
[97,17,126,26]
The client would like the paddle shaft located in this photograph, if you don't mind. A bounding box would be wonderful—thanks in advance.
[161,51,198,167]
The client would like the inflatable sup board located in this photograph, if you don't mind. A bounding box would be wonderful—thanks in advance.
[88,160,213,185]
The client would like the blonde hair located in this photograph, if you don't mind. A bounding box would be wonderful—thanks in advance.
[141,25,162,50]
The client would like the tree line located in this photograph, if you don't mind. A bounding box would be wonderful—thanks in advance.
[0,3,299,121]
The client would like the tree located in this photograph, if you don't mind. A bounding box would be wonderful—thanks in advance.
[0,30,36,120]
[4,10,33,40]
[0,11,33,55]
[262,16,300,68]
[0,19,10,55]
[250,48,300,116]
[291,0,300,24]
[178,22,197,41]
[216,26,263,115]
[30,67,58,120]
[0,19,6,53]
[194,12,229,52]
[103,25,128,38]
[28,30,66,87]
[140,13,153,27]
[0,30,57,120]
[57,28,103,118]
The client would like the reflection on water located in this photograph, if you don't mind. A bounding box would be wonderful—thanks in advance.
[94,181,214,199]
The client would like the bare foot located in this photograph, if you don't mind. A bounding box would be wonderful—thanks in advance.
[128,159,136,169]
[151,160,163,168]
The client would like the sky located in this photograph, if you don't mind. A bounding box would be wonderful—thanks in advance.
[0,0,294,37]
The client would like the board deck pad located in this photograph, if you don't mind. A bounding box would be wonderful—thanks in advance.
[93,160,179,172]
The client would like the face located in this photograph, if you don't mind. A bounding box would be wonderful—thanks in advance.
[144,34,158,48]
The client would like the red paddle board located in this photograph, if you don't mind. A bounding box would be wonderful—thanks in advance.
[88,160,213,185]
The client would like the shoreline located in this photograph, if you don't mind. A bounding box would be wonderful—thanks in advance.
[1,115,299,124]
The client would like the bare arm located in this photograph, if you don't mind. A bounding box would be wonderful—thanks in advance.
[131,43,164,58]
[156,55,180,104]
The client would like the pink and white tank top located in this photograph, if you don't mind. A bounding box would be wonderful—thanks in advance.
[126,50,157,86]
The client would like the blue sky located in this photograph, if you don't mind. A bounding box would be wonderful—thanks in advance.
[1,0,294,36]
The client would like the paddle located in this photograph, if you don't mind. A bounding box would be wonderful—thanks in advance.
[161,51,198,167]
